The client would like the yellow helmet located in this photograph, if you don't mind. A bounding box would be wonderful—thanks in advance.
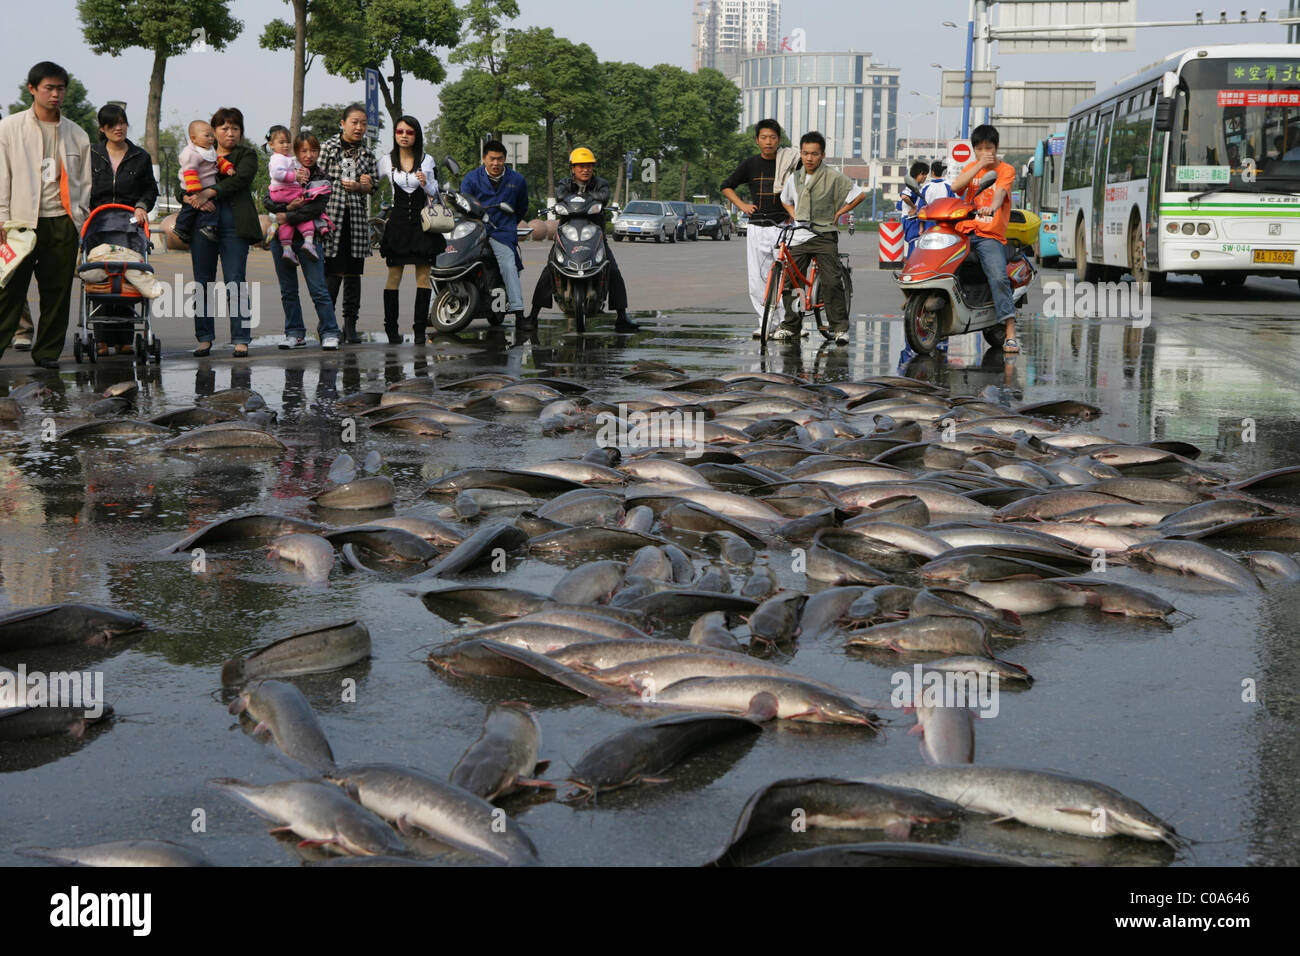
[569,147,596,165]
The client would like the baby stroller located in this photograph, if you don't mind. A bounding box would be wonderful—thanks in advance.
[73,203,160,365]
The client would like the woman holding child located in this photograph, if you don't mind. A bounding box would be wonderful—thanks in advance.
[262,126,340,350]
[183,106,262,357]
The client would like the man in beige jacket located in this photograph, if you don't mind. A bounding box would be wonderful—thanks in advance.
[0,61,92,368]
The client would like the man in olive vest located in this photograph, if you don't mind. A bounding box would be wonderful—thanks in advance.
[774,131,865,344]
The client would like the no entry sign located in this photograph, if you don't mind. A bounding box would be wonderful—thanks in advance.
[948,139,973,171]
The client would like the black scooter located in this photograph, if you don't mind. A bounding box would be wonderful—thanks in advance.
[545,192,610,334]
[429,158,515,335]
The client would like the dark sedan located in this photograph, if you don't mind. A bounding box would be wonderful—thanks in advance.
[694,204,732,241]
[667,201,699,241]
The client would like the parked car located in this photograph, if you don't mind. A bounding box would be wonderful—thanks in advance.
[611,200,680,243]
[736,212,749,236]
[694,204,732,241]
[667,201,699,241]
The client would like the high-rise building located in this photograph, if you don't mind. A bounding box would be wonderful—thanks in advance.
[741,52,900,164]
[693,0,781,83]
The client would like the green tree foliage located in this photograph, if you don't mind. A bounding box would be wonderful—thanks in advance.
[8,75,100,140]
[77,0,244,162]
[506,28,602,200]
[290,0,461,127]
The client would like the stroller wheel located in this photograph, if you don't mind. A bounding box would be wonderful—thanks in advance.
[150,336,162,364]
[86,333,97,364]
[134,333,147,365]
[73,336,83,364]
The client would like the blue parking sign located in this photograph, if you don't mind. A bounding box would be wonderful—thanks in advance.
[365,68,380,130]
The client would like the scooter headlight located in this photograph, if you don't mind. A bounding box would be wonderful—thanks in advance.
[916,231,960,250]
[554,203,570,216]
[450,221,477,240]
[561,224,581,242]
[589,203,602,215]
[595,246,605,263]
[578,223,599,242]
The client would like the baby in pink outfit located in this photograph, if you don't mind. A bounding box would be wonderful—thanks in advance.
[267,126,319,264]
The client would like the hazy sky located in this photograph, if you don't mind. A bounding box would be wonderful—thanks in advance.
[0,0,1289,150]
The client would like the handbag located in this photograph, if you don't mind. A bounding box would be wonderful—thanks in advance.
[421,197,455,234]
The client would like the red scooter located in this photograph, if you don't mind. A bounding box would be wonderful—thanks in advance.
[895,172,1037,353]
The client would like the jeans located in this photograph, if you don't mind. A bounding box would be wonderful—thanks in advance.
[189,202,252,344]
[488,238,523,312]
[969,235,1015,323]
[272,234,339,339]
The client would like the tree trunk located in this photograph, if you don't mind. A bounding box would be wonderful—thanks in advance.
[680,161,689,200]
[144,48,168,164]
[290,0,307,132]
[390,59,403,125]
[544,117,555,200]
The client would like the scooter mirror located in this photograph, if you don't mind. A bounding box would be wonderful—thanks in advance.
[903,175,920,191]
[976,171,998,192]
[499,202,514,216]
[443,157,461,177]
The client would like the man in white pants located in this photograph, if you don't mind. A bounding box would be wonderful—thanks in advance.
[721,119,799,337]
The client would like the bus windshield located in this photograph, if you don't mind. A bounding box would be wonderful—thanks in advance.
[1168,57,1300,193]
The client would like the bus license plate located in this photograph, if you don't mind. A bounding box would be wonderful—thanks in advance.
[1253,249,1294,264]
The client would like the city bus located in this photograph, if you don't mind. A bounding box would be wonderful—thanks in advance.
[1021,132,1065,265]
[1056,44,1300,292]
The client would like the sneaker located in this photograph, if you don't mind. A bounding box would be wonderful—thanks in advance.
[321,335,340,351]
[13,334,32,351]
[278,337,306,349]
[771,328,794,341]
[834,331,850,345]
[1004,337,1021,354]
[751,326,763,339]
[281,244,299,266]
[199,226,219,241]
[299,240,319,262]
[936,338,949,352]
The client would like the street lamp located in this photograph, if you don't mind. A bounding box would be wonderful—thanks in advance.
[912,90,943,161]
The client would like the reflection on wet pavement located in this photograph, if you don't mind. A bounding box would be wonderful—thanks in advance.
[1,308,1298,866]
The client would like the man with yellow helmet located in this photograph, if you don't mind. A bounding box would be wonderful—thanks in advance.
[521,147,638,332]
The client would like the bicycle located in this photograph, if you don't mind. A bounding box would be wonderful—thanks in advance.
[758,220,854,345]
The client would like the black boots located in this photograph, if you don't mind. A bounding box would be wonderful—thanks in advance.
[614,310,640,332]
[515,309,534,329]
[414,287,432,344]
[342,275,362,343]
[383,289,400,344]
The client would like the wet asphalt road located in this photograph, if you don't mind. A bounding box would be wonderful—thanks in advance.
[1,236,1298,866]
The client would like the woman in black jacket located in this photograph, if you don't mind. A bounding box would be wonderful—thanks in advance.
[89,103,159,355]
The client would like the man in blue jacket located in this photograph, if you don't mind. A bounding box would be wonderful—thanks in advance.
[459,140,528,328]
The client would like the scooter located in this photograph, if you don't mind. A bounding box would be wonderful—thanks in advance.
[428,158,515,334]
[847,218,855,236]
[545,191,610,334]
[895,171,1037,353]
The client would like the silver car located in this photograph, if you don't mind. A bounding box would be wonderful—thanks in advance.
[612,200,681,243]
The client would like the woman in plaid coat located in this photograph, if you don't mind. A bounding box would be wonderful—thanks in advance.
[319,104,378,343]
